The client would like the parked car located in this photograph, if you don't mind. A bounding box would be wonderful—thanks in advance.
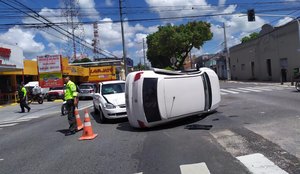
[125,67,221,128]
[78,83,97,100]
[93,80,126,123]
[47,86,65,101]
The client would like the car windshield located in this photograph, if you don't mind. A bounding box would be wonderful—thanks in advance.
[79,85,93,89]
[102,83,125,95]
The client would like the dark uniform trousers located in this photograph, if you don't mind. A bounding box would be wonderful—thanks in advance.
[66,99,77,132]
[20,98,30,112]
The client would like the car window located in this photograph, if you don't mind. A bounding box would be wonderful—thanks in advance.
[102,83,125,95]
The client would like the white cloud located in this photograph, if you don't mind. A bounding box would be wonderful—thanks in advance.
[105,0,113,6]
[275,17,293,27]
[218,0,226,6]
[78,0,100,20]
[0,27,44,57]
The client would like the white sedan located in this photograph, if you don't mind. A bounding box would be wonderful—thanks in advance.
[125,67,221,128]
[93,80,127,123]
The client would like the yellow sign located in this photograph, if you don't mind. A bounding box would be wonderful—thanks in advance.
[63,66,88,76]
[89,66,115,76]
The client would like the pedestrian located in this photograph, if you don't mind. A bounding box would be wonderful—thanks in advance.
[63,75,79,136]
[19,82,31,113]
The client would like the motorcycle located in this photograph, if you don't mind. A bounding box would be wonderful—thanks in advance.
[61,100,68,116]
[28,93,44,104]
[61,100,79,116]
[296,81,300,92]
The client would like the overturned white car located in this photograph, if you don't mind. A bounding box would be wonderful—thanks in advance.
[125,68,221,128]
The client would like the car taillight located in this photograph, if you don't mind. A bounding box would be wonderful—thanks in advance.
[134,72,143,82]
[137,120,147,128]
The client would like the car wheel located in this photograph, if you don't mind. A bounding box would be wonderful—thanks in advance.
[99,109,106,123]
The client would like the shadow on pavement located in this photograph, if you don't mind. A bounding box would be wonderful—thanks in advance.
[90,111,128,124]
[56,129,69,135]
[116,114,212,132]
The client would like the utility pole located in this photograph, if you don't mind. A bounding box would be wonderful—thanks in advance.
[119,0,128,77]
[222,22,231,80]
[142,38,146,69]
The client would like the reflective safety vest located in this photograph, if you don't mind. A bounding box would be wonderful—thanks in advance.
[64,80,78,100]
[21,87,27,98]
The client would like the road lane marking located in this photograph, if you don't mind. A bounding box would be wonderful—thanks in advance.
[237,153,289,174]
[250,87,273,91]
[0,123,18,128]
[180,162,210,174]
[220,89,239,94]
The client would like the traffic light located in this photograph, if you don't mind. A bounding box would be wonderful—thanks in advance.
[247,9,255,22]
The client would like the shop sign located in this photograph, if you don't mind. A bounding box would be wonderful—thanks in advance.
[39,73,64,88]
[89,66,115,76]
[37,55,61,73]
[0,47,11,58]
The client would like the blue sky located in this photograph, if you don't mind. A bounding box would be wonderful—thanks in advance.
[0,0,299,65]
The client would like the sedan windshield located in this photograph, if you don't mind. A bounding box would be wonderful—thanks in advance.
[102,83,125,95]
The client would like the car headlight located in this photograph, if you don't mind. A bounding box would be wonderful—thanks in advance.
[105,103,116,109]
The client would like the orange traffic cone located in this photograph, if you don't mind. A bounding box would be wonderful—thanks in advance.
[75,108,83,131]
[79,109,98,140]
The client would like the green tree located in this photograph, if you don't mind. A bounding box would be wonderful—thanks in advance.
[146,21,213,70]
[241,32,259,43]
[72,57,92,63]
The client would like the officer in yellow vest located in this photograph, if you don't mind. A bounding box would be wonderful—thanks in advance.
[19,82,31,113]
[63,75,79,136]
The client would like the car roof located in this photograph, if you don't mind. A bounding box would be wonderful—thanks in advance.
[99,80,125,85]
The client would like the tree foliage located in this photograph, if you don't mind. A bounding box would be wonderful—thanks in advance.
[73,58,92,63]
[146,21,213,69]
[241,32,259,43]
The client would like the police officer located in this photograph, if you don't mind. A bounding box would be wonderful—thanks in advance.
[19,82,31,113]
[63,75,79,136]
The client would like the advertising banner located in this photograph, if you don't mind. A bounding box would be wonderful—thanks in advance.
[37,55,61,73]
[37,55,63,88]
[39,73,63,88]
[89,66,115,76]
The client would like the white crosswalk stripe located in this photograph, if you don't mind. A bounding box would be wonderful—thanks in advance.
[0,123,18,128]
[135,153,289,174]
[237,153,289,174]
[221,85,290,95]
[220,89,239,94]
[0,116,40,129]
[180,162,211,174]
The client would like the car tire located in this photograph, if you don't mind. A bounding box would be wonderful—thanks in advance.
[93,104,99,114]
[99,109,106,123]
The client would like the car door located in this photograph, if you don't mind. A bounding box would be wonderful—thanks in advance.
[163,74,206,118]
[93,84,101,110]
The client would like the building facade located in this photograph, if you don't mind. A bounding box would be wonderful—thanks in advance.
[229,21,300,82]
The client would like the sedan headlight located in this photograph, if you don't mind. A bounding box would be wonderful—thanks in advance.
[105,103,116,109]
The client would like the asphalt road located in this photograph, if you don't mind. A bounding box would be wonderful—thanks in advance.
[0,82,299,174]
